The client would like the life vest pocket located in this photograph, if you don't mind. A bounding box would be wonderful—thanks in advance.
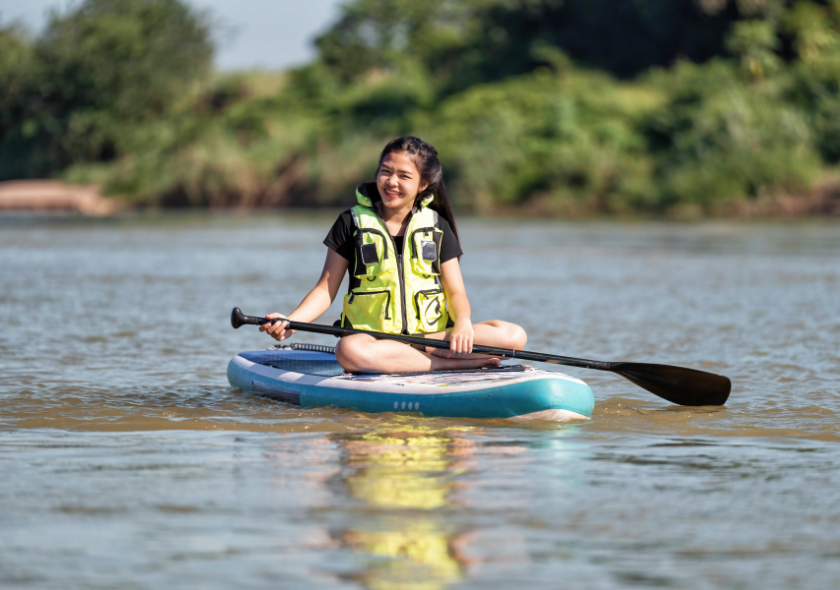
[413,288,448,331]
[409,227,443,276]
[360,243,378,266]
[353,228,393,279]
[421,240,437,261]
[342,288,394,333]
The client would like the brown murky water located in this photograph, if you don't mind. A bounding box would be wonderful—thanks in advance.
[2,214,839,588]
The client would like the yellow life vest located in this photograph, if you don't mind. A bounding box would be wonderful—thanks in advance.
[341,184,450,335]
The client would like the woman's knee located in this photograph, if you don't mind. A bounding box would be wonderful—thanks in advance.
[334,337,359,371]
[479,320,527,349]
[506,322,528,349]
[335,335,374,371]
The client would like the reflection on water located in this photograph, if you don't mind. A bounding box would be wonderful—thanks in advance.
[332,427,478,589]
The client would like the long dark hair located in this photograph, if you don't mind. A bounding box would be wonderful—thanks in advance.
[377,136,459,241]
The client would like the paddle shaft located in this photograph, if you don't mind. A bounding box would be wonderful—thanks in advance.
[237,311,612,370]
[230,307,731,406]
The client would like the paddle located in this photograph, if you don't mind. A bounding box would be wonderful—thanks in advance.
[230,307,731,406]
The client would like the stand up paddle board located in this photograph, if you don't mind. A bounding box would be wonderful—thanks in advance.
[228,344,594,422]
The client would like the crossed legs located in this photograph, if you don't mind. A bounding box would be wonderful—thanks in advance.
[335,320,527,373]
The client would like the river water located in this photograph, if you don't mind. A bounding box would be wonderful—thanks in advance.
[1,214,839,589]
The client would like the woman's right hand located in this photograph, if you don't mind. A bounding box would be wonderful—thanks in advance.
[259,313,295,341]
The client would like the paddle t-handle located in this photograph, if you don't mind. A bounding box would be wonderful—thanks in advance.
[230,307,280,329]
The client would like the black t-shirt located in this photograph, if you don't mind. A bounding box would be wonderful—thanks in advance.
[323,210,463,262]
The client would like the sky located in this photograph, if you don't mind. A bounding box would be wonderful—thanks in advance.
[0,0,347,70]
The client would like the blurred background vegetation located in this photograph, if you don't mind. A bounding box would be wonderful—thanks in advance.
[2,0,840,216]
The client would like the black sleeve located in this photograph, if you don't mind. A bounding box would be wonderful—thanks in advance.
[323,211,356,261]
[436,216,463,262]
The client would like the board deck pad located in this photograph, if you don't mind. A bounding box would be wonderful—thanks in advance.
[239,349,344,377]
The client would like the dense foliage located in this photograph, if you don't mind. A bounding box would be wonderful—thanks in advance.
[0,0,212,179]
[3,0,840,215]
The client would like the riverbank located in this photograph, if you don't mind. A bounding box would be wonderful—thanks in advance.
[0,181,122,216]
[506,176,840,220]
[5,178,840,220]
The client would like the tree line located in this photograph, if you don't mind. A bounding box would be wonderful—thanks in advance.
[2,0,840,215]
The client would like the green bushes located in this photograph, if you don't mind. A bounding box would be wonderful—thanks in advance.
[424,70,659,213]
[0,0,212,179]
[647,61,822,210]
[0,25,37,179]
[4,0,840,215]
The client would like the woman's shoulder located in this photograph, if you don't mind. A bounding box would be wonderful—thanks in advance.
[434,214,453,231]
[431,212,458,240]
[329,209,355,232]
[431,212,463,260]
[324,210,356,258]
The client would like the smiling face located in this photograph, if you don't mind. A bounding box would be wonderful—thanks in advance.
[376,151,429,213]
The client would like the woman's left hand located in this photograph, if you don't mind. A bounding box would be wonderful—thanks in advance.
[448,319,474,356]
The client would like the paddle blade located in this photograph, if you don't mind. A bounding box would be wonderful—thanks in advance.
[609,362,731,406]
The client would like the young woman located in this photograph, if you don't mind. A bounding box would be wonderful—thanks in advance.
[261,136,527,373]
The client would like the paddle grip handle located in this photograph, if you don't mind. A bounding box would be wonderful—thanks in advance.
[230,307,289,329]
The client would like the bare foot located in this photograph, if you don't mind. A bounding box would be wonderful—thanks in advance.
[429,356,501,371]
[429,348,509,362]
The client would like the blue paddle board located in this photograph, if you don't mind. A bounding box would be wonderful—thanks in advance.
[228,345,594,422]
